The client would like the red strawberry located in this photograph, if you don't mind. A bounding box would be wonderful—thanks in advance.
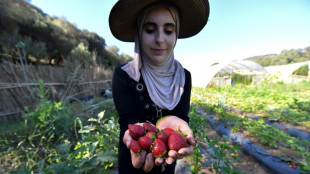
[128,124,145,139]
[157,131,169,144]
[139,136,153,152]
[130,140,142,153]
[152,139,167,157]
[143,122,157,133]
[163,128,175,136]
[168,132,187,151]
[146,131,157,140]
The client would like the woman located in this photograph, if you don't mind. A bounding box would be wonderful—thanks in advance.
[109,0,209,173]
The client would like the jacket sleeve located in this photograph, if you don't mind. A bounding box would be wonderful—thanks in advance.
[112,66,140,135]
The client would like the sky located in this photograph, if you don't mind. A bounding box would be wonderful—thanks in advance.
[29,0,310,86]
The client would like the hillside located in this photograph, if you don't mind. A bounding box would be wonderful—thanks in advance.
[245,46,310,67]
[0,0,131,67]
[245,54,277,64]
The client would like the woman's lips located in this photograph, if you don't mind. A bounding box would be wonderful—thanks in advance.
[152,49,165,55]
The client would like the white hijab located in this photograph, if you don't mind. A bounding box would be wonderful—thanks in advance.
[121,4,185,110]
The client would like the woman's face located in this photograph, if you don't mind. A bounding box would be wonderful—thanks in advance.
[141,7,177,66]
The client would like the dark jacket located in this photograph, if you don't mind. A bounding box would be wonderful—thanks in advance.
[112,64,192,174]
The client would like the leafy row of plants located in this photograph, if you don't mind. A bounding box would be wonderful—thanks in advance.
[193,81,310,128]
[0,81,119,174]
[187,106,241,174]
[191,82,310,173]
[0,90,245,174]
[0,80,245,174]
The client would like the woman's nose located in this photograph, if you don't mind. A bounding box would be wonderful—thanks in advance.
[155,30,164,45]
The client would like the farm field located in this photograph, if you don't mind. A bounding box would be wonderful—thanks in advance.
[0,81,309,173]
[191,81,310,173]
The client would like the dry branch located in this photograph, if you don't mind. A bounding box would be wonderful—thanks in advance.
[0,80,111,90]
[0,60,113,123]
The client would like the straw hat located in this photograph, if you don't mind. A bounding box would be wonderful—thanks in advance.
[109,0,210,42]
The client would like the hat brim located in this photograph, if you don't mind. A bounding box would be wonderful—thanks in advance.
[109,0,210,42]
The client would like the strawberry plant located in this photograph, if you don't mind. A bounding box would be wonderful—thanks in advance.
[188,106,208,173]
[191,82,310,173]
[0,80,121,173]
[207,136,241,174]
[188,106,242,174]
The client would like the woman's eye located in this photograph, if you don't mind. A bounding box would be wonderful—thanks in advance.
[165,30,173,35]
[145,29,154,34]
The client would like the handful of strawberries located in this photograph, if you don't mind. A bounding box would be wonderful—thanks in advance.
[128,122,188,158]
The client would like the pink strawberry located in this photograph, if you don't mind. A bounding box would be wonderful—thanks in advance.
[157,131,169,144]
[128,124,145,139]
[130,140,142,154]
[146,131,157,140]
[138,136,153,152]
[163,128,175,136]
[152,139,167,157]
[168,132,187,151]
[143,122,157,133]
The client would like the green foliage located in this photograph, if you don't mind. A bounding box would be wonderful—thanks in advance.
[0,80,119,173]
[37,112,119,173]
[31,79,50,101]
[187,106,209,173]
[99,51,119,67]
[100,45,133,67]
[191,82,310,173]
[23,100,73,145]
[231,73,253,85]
[68,43,92,63]
[0,29,49,61]
[293,64,309,76]
[208,136,241,174]
[300,152,310,174]
[187,106,241,174]
[1,0,134,68]
[260,72,283,86]
[247,46,310,66]
[193,82,310,128]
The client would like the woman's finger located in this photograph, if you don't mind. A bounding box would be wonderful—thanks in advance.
[123,130,132,148]
[168,150,178,158]
[131,150,146,169]
[155,157,164,166]
[165,156,176,165]
[187,136,196,146]
[180,127,196,145]
[143,153,154,172]
[178,145,193,156]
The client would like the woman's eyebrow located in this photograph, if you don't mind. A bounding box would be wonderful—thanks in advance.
[143,21,157,27]
[164,23,175,28]
[143,22,175,28]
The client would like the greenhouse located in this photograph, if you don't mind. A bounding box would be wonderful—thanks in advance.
[192,60,267,87]
[192,60,310,88]
[265,60,310,83]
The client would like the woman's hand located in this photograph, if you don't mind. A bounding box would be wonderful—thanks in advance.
[123,124,155,172]
[156,116,196,165]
